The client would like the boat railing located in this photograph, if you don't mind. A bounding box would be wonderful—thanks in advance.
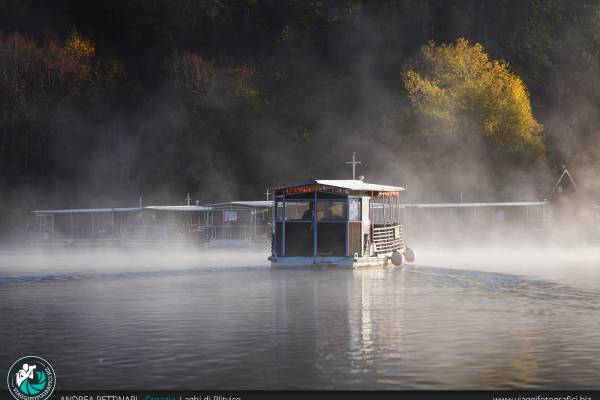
[372,224,404,255]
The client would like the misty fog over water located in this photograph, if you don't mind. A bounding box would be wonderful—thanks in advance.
[1,245,599,389]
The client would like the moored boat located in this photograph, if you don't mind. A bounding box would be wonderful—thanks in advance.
[268,179,416,268]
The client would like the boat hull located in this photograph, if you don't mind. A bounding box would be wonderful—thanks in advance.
[269,255,395,269]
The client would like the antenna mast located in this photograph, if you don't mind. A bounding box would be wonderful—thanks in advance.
[345,152,362,180]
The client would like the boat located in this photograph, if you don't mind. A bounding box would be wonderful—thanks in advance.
[268,179,416,268]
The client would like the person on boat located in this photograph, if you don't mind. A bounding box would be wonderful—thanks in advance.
[302,202,314,221]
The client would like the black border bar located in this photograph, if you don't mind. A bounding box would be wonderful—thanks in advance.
[1,390,598,400]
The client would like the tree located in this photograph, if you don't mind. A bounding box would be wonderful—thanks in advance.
[403,38,545,160]
[0,32,121,191]
[169,51,259,109]
[170,51,217,106]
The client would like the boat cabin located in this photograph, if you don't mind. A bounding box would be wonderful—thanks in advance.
[269,179,413,268]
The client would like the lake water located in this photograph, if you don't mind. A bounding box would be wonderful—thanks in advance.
[1,246,599,389]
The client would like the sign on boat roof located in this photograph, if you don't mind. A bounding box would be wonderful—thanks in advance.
[273,179,405,196]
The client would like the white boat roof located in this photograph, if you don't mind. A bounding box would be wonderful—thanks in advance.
[275,179,405,192]
[317,180,405,192]
[399,201,547,208]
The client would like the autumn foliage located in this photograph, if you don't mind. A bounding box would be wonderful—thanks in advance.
[169,51,259,108]
[170,52,217,103]
[0,32,120,113]
[403,38,545,160]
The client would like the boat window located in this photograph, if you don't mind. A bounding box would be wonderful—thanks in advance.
[285,201,313,221]
[317,200,347,221]
[349,198,361,221]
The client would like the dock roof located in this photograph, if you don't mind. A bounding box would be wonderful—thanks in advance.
[31,202,269,215]
[145,205,211,211]
[398,201,547,208]
[32,207,141,214]
[206,201,272,209]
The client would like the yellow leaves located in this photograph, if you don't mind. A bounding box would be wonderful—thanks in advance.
[64,33,95,83]
[403,69,455,131]
[403,37,545,160]
[63,33,120,92]
[66,33,95,61]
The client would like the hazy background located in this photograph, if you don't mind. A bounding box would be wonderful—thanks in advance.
[1,0,600,241]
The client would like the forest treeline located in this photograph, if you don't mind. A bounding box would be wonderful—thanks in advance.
[1,0,600,236]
